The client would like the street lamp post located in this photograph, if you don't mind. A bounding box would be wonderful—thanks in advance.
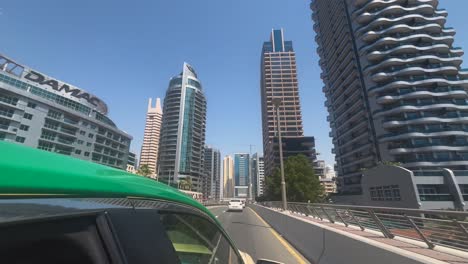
[273,98,287,211]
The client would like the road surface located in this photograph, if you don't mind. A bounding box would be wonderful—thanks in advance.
[209,206,309,264]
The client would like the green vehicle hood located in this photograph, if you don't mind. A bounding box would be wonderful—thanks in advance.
[0,141,215,219]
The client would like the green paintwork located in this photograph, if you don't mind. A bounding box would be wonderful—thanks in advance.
[0,141,214,219]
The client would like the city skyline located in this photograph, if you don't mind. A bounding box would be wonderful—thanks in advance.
[1,1,468,168]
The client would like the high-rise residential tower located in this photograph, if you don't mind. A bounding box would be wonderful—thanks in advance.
[139,98,162,178]
[223,155,234,198]
[158,63,207,191]
[261,29,318,179]
[251,153,265,198]
[0,54,132,170]
[312,0,468,194]
[234,153,250,198]
[257,156,265,197]
[203,146,221,200]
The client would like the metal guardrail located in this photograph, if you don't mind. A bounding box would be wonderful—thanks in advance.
[261,201,468,251]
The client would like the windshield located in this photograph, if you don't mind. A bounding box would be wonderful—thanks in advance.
[1,0,468,263]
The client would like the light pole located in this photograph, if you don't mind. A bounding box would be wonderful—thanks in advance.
[273,98,287,211]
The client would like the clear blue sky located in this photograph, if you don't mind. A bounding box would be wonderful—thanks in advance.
[1,1,467,166]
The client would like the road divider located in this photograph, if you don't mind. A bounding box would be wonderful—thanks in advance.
[250,204,444,264]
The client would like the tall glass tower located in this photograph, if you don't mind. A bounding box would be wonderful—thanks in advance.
[312,0,468,193]
[158,63,207,191]
[203,146,221,200]
[234,153,250,198]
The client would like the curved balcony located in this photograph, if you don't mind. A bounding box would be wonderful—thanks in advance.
[376,90,467,104]
[361,34,454,55]
[357,14,445,37]
[368,78,468,95]
[390,145,468,154]
[371,66,458,82]
[353,0,437,17]
[403,160,468,168]
[356,4,435,24]
[364,54,461,74]
[374,103,468,117]
[380,130,468,142]
[450,48,464,58]
[367,43,449,62]
[362,23,442,43]
[382,116,468,129]
[442,27,456,35]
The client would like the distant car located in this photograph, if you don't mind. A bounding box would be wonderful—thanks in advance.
[0,142,285,264]
[228,199,244,212]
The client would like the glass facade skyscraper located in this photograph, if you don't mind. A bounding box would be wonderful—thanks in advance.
[158,63,207,191]
[234,153,250,198]
[312,0,468,194]
[203,146,221,200]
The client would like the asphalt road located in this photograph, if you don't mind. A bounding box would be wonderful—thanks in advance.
[209,206,309,264]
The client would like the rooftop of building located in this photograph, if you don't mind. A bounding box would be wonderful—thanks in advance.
[0,53,108,115]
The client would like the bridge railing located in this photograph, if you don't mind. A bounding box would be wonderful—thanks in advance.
[261,201,468,251]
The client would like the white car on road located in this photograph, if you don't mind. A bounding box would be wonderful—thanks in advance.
[228,199,243,212]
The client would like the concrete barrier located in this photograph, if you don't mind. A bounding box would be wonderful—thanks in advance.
[250,204,445,264]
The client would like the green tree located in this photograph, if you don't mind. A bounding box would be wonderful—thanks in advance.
[137,164,152,177]
[265,155,324,202]
[179,177,192,191]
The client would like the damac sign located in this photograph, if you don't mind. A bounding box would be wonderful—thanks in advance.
[24,70,103,108]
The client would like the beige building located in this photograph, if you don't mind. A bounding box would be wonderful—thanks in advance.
[223,155,234,198]
[320,178,337,194]
[139,98,162,178]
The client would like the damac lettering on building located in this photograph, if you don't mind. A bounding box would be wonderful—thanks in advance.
[24,71,102,107]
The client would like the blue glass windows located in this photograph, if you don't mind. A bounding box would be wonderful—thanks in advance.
[273,29,284,52]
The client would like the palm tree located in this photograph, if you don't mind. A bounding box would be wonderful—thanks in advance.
[137,164,152,177]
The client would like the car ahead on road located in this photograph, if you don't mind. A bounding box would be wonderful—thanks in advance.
[0,142,282,264]
[228,199,244,212]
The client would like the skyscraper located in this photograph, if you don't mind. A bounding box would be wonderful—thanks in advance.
[203,146,221,200]
[158,63,207,191]
[234,153,250,198]
[139,98,162,178]
[251,153,265,198]
[257,156,265,197]
[260,29,318,179]
[312,0,468,194]
[223,155,234,198]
